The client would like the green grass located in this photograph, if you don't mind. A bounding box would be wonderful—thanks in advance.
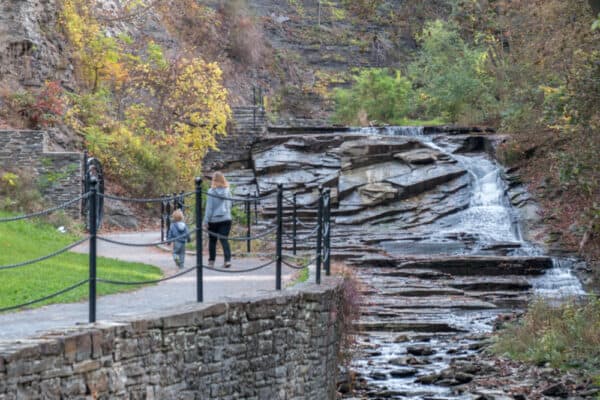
[0,211,162,312]
[491,297,600,378]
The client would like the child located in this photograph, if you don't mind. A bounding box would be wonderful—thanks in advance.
[167,209,190,269]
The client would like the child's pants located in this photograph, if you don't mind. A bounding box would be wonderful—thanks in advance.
[173,241,186,268]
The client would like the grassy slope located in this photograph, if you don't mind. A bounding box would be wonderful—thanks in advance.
[0,212,162,311]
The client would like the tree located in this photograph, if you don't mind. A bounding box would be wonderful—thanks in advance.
[408,20,496,123]
[334,68,414,125]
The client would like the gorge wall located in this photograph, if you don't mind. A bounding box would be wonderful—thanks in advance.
[0,280,343,400]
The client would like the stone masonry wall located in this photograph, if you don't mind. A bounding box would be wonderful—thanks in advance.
[0,130,82,216]
[0,279,343,400]
[204,106,267,171]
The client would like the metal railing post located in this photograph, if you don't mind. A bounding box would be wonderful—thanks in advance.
[254,194,258,224]
[246,193,251,253]
[88,177,98,323]
[160,198,165,242]
[292,193,297,256]
[316,186,323,285]
[276,184,283,290]
[324,189,332,276]
[81,150,88,217]
[195,177,203,302]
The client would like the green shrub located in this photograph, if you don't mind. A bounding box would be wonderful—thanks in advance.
[408,20,497,124]
[0,169,43,212]
[84,125,180,197]
[492,297,600,375]
[333,68,414,125]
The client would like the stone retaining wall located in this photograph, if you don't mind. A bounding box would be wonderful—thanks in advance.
[0,130,82,216]
[0,279,343,399]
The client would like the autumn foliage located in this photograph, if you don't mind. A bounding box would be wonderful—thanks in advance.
[59,0,231,196]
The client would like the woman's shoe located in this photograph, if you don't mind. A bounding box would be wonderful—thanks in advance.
[208,260,215,267]
[224,262,231,268]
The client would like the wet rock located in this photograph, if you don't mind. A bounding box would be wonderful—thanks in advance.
[541,382,568,397]
[454,372,474,383]
[398,256,553,276]
[357,182,398,206]
[388,356,426,366]
[393,335,409,343]
[407,345,435,356]
[394,148,439,164]
[389,368,418,378]
[472,390,513,400]
[337,137,418,159]
[385,163,466,198]
[369,371,387,381]
[253,144,340,174]
[416,373,440,384]
[338,161,411,197]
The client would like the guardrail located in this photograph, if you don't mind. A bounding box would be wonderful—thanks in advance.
[0,177,332,324]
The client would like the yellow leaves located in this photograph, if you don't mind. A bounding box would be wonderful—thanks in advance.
[1,173,19,188]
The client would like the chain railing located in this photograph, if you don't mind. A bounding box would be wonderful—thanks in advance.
[0,176,333,325]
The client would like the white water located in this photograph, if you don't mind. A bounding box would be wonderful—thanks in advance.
[366,126,585,298]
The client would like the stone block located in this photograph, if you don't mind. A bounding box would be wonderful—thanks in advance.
[72,359,101,374]
[62,333,91,363]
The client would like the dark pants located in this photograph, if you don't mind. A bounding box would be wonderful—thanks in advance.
[208,220,232,262]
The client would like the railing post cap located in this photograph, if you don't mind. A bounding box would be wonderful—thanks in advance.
[89,176,98,186]
[195,177,202,185]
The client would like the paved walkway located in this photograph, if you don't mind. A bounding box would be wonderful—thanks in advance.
[0,232,296,341]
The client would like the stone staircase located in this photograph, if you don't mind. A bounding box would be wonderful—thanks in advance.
[203,106,267,171]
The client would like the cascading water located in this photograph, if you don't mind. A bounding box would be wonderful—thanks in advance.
[371,127,584,298]
[343,126,585,399]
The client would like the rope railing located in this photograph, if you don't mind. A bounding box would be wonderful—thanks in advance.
[0,237,90,270]
[97,228,199,247]
[97,265,197,285]
[203,190,276,202]
[281,255,317,270]
[0,280,89,313]
[100,192,195,203]
[201,225,277,241]
[0,193,90,223]
[0,178,333,325]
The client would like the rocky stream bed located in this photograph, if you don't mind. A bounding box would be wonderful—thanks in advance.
[223,126,593,399]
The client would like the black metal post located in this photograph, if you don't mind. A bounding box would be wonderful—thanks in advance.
[195,177,203,302]
[276,184,283,290]
[165,201,172,235]
[160,199,165,242]
[316,186,323,285]
[254,194,258,224]
[88,177,98,323]
[246,193,251,253]
[81,150,88,217]
[292,193,297,256]
[324,189,332,276]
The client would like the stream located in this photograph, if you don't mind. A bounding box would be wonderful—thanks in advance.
[343,127,584,399]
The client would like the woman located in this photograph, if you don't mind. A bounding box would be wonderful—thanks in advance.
[203,172,232,268]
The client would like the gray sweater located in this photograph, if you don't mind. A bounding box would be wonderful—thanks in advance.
[203,187,232,224]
